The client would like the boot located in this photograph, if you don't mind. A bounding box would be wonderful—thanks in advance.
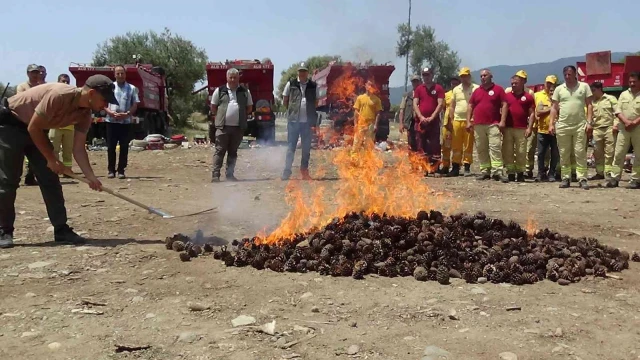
[24,171,38,186]
[516,172,526,182]
[446,164,460,177]
[463,163,472,177]
[526,170,534,179]
[579,179,590,190]
[0,230,13,249]
[476,173,491,181]
[440,166,450,176]
[559,179,570,188]
[54,225,86,245]
[605,179,619,188]
[508,174,516,182]
[588,173,605,180]
[628,180,640,189]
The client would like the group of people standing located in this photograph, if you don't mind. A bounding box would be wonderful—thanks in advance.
[399,66,640,189]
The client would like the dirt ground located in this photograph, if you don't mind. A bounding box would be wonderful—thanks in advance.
[1,127,640,360]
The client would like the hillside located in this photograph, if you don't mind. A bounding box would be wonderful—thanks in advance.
[389,52,631,105]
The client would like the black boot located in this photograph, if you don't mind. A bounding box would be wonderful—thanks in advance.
[446,164,460,177]
[54,225,86,245]
[508,174,516,182]
[516,172,526,182]
[463,163,472,177]
[24,171,38,186]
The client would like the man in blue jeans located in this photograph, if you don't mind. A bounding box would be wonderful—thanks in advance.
[281,62,318,180]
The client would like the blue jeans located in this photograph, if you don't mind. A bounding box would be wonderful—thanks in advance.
[283,121,311,176]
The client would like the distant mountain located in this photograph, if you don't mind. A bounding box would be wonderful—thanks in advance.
[389,52,631,105]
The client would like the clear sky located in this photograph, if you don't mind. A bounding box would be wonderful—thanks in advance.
[2,0,637,89]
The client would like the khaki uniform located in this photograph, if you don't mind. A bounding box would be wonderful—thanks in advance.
[49,125,74,167]
[611,89,640,181]
[591,94,618,176]
[507,87,537,172]
[475,124,503,174]
[552,82,592,181]
[441,90,453,168]
[450,84,478,166]
[502,128,527,173]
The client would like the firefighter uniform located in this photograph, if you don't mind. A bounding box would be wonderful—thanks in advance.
[552,81,592,184]
[441,89,453,170]
[506,81,536,176]
[610,88,640,185]
[591,93,618,178]
[469,84,507,179]
[450,82,478,172]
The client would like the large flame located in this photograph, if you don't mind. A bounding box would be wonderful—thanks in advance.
[256,67,456,244]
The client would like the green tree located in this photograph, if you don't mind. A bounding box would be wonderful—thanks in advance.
[396,24,461,86]
[92,27,208,126]
[620,51,640,63]
[0,82,16,98]
[277,55,342,99]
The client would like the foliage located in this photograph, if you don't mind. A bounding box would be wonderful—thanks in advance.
[92,28,208,127]
[276,55,342,99]
[395,24,460,86]
[0,82,16,98]
[390,104,400,114]
[619,51,640,63]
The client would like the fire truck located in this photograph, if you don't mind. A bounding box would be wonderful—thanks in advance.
[313,62,395,142]
[68,62,169,142]
[576,51,640,96]
[202,59,275,144]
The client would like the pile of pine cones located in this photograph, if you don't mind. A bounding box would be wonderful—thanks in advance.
[165,211,640,286]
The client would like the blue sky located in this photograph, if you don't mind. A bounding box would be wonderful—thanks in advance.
[2,0,638,89]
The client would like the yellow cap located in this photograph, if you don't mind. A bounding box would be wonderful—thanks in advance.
[458,67,471,76]
[545,75,557,84]
[515,70,528,79]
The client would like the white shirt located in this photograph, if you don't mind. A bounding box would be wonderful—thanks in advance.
[283,78,317,123]
[211,84,253,126]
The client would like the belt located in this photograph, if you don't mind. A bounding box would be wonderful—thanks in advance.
[0,109,28,129]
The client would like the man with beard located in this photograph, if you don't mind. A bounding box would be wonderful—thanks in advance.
[412,67,444,176]
[502,74,536,182]
[467,69,508,182]
[607,72,640,189]
[399,75,421,152]
[447,67,478,177]
[0,75,114,248]
[549,65,593,189]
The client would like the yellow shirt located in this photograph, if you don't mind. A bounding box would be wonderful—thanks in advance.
[615,89,640,121]
[534,90,553,134]
[451,83,479,121]
[60,124,74,130]
[552,82,592,127]
[353,93,382,124]
[592,94,618,128]
[443,90,453,125]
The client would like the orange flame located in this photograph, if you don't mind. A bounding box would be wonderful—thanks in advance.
[525,215,538,238]
[255,67,456,244]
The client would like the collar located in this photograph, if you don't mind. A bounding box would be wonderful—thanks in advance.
[297,78,308,85]
[226,83,239,91]
[116,81,127,87]
[482,83,494,90]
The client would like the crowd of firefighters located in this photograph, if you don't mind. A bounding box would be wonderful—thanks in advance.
[398,66,640,189]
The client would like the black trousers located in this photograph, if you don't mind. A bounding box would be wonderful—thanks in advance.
[212,126,244,177]
[537,133,560,177]
[0,120,68,234]
[106,123,132,174]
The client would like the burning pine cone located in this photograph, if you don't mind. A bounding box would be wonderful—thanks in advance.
[168,211,630,287]
[631,252,640,262]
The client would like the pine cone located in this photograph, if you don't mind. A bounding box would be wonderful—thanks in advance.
[352,260,367,280]
[171,241,185,252]
[165,236,175,250]
[593,264,606,277]
[427,267,438,281]
[521,272,538,284]
[510,272,524,285]
[284,257,297,272]
[546,269,559,282]
[179,252,191,262]
[632,252,640,262]
[203,243,214,253]
[436,266,450,285]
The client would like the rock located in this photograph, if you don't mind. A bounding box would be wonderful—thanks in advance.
[499,352,518,360]
[132,296,144,303]
[260,320,276,335]
[275,337,288,348]
[414,266,429,281]
[422,345,451,359]
[293,325,313,334]
[46,226,54,233]
[28,261,54,270]
[477,277,488,284]
[554,327,563,337]
[25,292,36,298]
[124,288,138,294]
[348,320,357,328]
[346,345,360,355]
[48,342,61,350]
[21,331,40,338]
[188,303,209,311]
[558,279,571,286]
[448,309,459,320]
[177,331,201,343]
[458,328,469,333]
[145,313,156,319]
[311,306,320,313]
[471,286,487,295]
[300,292,313,300]
[231,315,256,327]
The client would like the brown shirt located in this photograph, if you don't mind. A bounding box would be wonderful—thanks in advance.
[8,83,92,133]
[16,81,38,93]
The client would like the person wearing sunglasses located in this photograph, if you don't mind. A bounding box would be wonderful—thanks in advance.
[0,75,118,249]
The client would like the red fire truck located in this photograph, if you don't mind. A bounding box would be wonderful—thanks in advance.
[313,62,395,142]
[68,62,169,142]
[577,50,640,96]
[203,59,275,144]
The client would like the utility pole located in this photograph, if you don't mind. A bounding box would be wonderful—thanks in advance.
[403,0,412,93]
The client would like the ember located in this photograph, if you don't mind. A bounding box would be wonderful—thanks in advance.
[166,211,639,286]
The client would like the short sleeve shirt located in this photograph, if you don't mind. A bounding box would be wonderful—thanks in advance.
[106,82,140,124]
[16,81,38,93]
[353,93,382,124]
[505,91,534,128]
[413,83,445,118]
[8,83,92,133]
[469,84,506,125]
[592,94,618,128]
[211,84,254,127]
[452,83,479,121]
[615,89,640,121]
[534,90,553,134]
[283,79,318,123]
[552,82,592,127]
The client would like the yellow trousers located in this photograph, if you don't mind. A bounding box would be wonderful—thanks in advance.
[611,125,640,181]
[441,125,452,168]
[592,126,615,175]
[474,124,504,177]
[556,123,588,181]
[502,128,527,173]
[49,128,74,167]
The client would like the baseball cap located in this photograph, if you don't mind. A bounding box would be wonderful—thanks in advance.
[515,70,528,79]
[298,62,308,71]
[85,75,119,105]
[545,75,558,84]
[422,67,433,74]
[27,64,39,72]
[410,75,421,81]
[459,67,471,76]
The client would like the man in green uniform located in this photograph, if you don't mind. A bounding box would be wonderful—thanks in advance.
[549,65,593,189]
[589,82,618,180]
[607,72,640,189]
